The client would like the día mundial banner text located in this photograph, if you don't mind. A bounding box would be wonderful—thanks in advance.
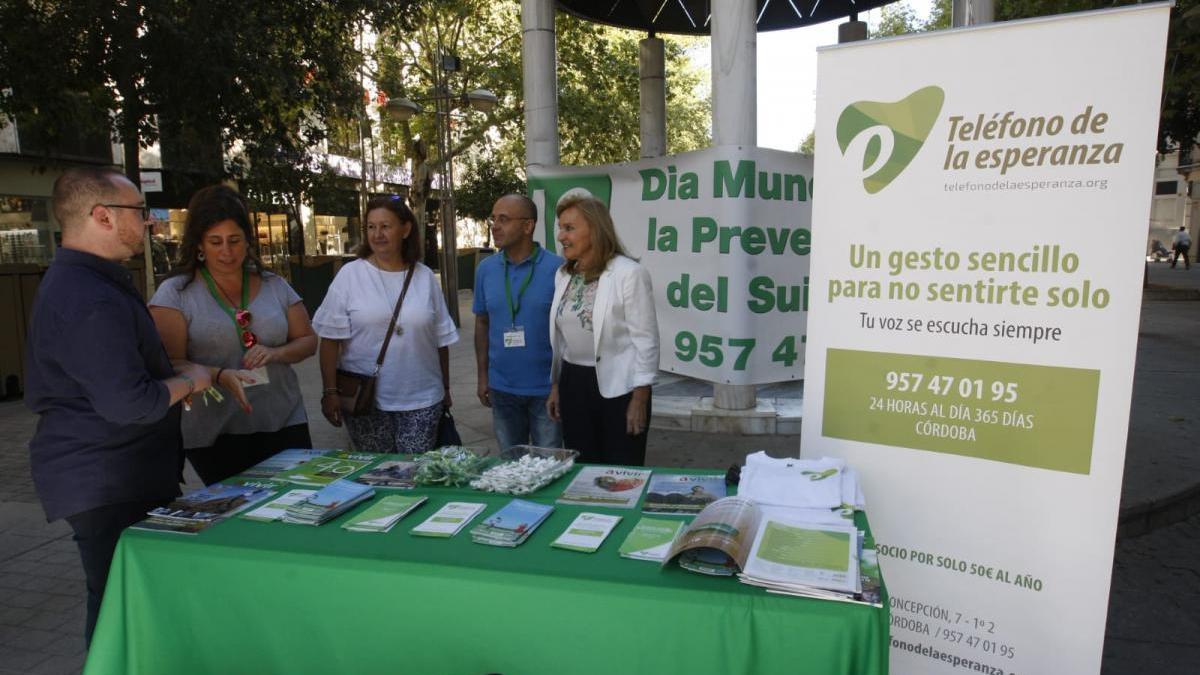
[530,147,813,385]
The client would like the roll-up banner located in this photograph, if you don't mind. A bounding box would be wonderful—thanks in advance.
[530,147,812,385]
[803,5,1171,674]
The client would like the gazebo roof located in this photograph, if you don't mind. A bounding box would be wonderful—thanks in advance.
[557,0,896,35]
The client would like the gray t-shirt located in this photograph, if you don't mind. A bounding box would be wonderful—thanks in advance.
[149,272,307,448]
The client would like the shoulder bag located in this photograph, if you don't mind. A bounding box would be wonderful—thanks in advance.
[336,265,414,416]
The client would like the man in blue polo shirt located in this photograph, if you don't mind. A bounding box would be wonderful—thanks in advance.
[473,194,564,449]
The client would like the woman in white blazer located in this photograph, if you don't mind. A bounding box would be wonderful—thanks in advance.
[546,192,659,465]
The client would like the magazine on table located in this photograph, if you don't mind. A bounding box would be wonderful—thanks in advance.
[240,448,333,480]
[134,483,276,535]
[642,474,726,514]
[354,459,419,489]
[551,513,622,553]
[277,451,376,486]
[556,466,652,509]
[618,517,687,562]
[410,502,486,537]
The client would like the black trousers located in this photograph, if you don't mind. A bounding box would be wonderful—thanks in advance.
[186,422,312,485]
[559,361,650,466]
[66,498,171,646]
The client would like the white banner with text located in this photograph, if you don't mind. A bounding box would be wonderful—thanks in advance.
[529,147,813,385]
[803,6,1170,674]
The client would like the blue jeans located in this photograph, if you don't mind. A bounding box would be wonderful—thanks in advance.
[490,388,562,450]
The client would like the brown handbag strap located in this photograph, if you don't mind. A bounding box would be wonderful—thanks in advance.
[373,265,415,375]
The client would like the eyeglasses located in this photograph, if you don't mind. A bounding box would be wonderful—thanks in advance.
[486,214,532,227]
[99,203,151,221]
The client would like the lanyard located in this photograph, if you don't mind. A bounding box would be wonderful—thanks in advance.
[502,244,539,326]
[200,266,249,347]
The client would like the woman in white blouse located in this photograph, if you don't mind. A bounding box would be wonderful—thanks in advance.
[312,196,458,453]
[546,192,659,465]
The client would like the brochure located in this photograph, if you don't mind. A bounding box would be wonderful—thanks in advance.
[130,516,212,535]
[148,483,275,522]
[241,489,317,523]
[642,474,726,514]
[738,517,861,596]
[410,502,486,538]
[342,495,427,533]
[282,479,375,525]
[471,499,554,547]
[240,448,332,480]
[556,466,652,509]
[663,496,762,576]
[355,460,419,489]
[550,513,622,553]
[618,517,687,562]
[277,451,376,486]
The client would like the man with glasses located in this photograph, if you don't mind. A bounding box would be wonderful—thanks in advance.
[473,194,564,450]
[24,167,211,645]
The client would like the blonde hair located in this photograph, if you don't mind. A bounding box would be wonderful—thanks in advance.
[555,193,628,280]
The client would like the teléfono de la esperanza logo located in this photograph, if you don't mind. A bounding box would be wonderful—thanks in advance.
[836,86,945,194]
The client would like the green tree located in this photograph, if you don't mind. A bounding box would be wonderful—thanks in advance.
[997,0,1199,153]
[799,130,815,155]
[872,0,952,37]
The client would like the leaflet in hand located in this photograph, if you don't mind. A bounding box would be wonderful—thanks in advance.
[551,513,622,553]
[642,474,726,514]
[342,494,427,533]
[471,499,554,547]
[619,517,687,562]
[410,502,486,537]
[556,466,651,509]
[282,479,375,525]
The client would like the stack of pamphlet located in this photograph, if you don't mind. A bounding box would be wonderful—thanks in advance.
[410,502,486,537]
[341,495,427,533]
[277,451,376,486]
[282,479,375,525]
[240,448,332,480]
[133,483,275,535]
[470,499,554,547]
[241,489,317,523]
[556,466,652,509]
[618,517,687,562]
[550,513,621,553]
[642,474,726,514]
[737,516,863,601]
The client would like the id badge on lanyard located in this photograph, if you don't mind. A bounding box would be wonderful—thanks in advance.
[503,326,526,348]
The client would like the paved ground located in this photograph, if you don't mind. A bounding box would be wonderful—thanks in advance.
[1,265,1197,674]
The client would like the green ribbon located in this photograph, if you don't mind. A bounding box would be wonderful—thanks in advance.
[200,266,249,348]
[502,244,540,327]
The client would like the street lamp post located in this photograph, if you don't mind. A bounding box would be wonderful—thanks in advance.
[385,58,497,327]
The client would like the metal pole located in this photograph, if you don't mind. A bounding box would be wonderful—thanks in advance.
[711,0,758,411]
[438,66,460,326]
[639,34,667,159]
[522,0,559,171]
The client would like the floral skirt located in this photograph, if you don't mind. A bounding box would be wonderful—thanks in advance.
[345,402,443,454]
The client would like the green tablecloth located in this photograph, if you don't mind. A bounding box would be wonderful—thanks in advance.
[84,466,889,675]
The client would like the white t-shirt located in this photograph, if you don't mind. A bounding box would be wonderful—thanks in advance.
[312,260,458,411]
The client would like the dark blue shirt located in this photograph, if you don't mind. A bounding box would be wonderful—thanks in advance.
[25,247,182,522]
[472,244,563,396]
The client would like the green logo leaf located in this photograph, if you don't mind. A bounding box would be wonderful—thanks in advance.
[836,86,945,194]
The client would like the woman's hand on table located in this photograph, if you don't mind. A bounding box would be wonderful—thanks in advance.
[241,344,279,370]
